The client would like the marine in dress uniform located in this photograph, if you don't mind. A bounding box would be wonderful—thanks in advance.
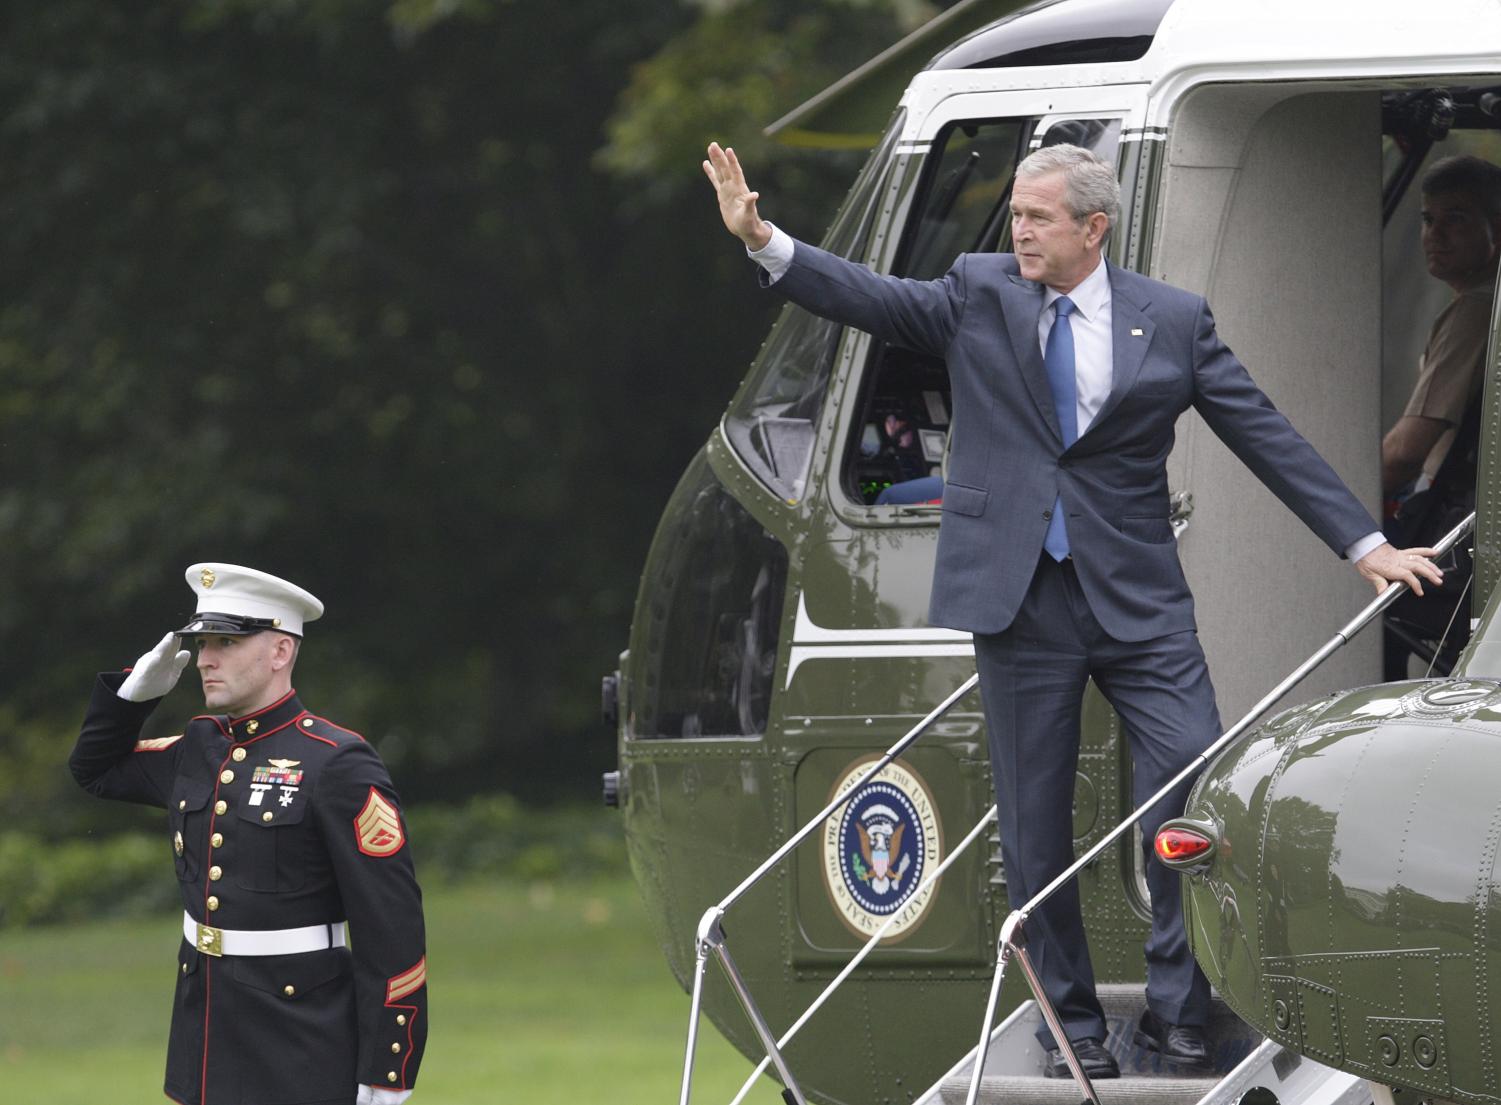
[69,564,428,1105]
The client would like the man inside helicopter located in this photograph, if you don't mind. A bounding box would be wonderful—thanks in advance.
[1382,154,1501,677]
[704,138,1444,1081]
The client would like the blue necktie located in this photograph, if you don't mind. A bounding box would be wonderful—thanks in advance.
[1042,295,1077,562]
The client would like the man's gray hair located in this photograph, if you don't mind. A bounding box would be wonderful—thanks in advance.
[1016,143,1121,229]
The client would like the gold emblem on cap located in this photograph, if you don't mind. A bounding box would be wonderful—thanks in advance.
[200,567,216,590]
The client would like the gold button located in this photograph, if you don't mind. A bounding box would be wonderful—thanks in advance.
[232,748,247,762]
[262,811,274,822]
[209,866,223,881]
[396,1014,407,1026]
[387,1073,398,1084]
[214,800,227,815]
[283,984,295,997]
[178,799,187,811]
[302,718,315,728]
[391,1042,401,1054]
[182,962,188,975]
[206,896,220,911]
[220,770,234,784]
[173,832,184,856]
[210,833,223,848]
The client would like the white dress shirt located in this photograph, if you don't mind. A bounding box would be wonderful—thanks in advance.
[1040,257,1112,437]
[747,226,1385,561]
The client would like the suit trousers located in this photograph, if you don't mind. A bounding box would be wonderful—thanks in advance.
[972,554,1218,1047]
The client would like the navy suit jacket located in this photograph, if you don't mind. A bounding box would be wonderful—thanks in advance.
[769,239,1379,641]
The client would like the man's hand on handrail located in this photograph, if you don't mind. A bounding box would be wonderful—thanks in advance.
[1356,541,1444,596]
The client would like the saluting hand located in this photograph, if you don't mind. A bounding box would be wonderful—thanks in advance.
[117,632,192,703]
[703,142,772,251]
[1355,542,1444,597]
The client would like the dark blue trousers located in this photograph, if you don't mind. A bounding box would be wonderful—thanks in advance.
[972,554,1217,1047]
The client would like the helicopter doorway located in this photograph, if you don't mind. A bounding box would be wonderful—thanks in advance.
[1153,84,1386,726]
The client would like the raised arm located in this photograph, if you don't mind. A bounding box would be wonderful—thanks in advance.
[703,142,772,251]
[703,141,965,356]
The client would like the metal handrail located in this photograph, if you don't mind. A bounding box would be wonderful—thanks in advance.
[678,671,983,1105]
[964,511,1477,1105]
[720,673,979,916]
[725,806,1000,1105]
[679,511,1475,1105]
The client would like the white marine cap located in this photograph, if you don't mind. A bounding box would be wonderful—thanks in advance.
[175,563,324,639]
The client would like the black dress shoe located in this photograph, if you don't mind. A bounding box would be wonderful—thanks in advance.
[1134,1008,1210,1066]
[1044,1037,1120,1079]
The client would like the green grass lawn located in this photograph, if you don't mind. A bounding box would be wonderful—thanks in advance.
[0,874,787,1104]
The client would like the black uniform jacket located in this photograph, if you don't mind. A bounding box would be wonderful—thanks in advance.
[70,674,428,1105]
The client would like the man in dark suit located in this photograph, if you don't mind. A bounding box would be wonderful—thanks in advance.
[704,141,1441,1077]
[70,563,427,1105]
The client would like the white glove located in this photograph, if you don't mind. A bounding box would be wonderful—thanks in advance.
[116,632,192,702]
[356,1087,412,1105]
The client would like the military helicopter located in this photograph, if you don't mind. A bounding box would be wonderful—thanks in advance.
[602,1,1501,1102]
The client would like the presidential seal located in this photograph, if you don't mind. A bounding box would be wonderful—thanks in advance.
[821,758,943,941]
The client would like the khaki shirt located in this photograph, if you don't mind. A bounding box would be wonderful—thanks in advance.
[1404,279,1496,479]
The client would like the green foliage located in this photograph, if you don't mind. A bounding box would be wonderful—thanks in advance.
[598,0,939,201]
[0,831,179,928]
[0,0,951,827]
[407,795,627,883]
[0,798,627,928]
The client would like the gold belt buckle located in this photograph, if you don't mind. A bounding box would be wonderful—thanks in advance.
[196,922,224,957]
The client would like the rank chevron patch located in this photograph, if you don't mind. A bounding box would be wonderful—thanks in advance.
[386,956,426,1003]
[355,787,405,857]
[134,734,183,752]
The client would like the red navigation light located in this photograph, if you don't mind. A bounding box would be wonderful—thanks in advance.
[1155,824,1216,867]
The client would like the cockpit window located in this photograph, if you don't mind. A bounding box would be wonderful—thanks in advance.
[722,110,907,503]
[902,121,1026,280]
[845,115,1121,506]
[629,452,787,740]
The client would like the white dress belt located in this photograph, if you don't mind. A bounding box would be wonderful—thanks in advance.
[184,911,348,957]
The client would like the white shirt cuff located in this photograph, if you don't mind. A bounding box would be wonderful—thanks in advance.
[1346,531,1387,562]
[747,223,793,283]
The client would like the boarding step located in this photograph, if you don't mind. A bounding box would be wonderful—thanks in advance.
[919,983,1374,1105]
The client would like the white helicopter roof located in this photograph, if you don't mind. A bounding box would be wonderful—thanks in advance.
[1148,0,1501,91]
[898,0,1501,134]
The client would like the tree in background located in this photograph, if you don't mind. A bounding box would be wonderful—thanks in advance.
[0,0,945,840]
